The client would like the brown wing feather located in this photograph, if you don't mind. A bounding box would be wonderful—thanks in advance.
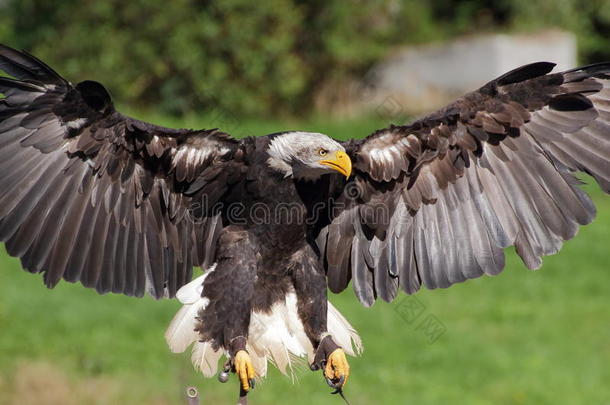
[324,61,610,306]
[0,44,242,298]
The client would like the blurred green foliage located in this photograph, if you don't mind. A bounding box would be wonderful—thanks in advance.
[1,0,608,117]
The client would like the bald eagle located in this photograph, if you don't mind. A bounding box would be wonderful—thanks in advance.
[1,43,610,397]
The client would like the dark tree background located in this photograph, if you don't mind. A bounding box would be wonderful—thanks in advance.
[1,0,608,117]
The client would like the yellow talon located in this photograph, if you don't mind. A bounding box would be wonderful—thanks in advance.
[324,348,350,387]
[234,350,256,392]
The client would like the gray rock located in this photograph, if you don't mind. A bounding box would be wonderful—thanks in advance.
[350,30,577,119]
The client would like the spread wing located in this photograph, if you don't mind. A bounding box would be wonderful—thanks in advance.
[318,61,610,306]
[0,44,244,298]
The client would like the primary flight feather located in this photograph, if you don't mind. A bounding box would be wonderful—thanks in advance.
[1,43,609,398]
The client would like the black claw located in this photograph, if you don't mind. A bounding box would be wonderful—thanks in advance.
[325,375,345,389]
[249,378,256,390]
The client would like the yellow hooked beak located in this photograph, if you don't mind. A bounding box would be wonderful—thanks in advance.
[320,150,352,178]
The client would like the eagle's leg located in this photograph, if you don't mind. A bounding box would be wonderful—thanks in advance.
[292,251,350,387]
[195,227,258,393]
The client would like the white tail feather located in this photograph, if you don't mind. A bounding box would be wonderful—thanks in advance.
[327,301,363,356]
[165,271,362,379]
[191,340,223,377]
[247,343,268,377]
[165,301,205,353]
[165,270,214,354]
[176,264,216,304]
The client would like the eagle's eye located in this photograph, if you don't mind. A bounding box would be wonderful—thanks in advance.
[318,148,328,156]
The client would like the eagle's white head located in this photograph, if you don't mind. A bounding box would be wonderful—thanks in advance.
[266,131,352,180]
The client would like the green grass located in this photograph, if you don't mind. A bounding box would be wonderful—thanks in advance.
[1,116,609,404]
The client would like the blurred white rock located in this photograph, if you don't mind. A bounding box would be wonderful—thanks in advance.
[332,30,577,119]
